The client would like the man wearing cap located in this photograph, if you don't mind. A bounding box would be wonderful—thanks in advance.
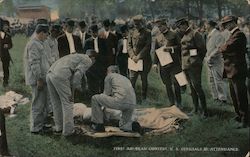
[75,20,91,49]
[153,19,182,107]
[219,15,249,128]
[117,24,129,77]
[205,20,227,105]
[0,20,12,87]
[46,53,92,136]
[91,65,137,132]
[57,19,83,58]
[128,15,152,101]
[102,19,118,66]
[24,24,51,134]
[175,18,208,118]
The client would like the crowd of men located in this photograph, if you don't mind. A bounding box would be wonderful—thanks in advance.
[1,13,250,136]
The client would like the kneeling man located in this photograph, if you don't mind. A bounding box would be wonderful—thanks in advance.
[91,66,139,132]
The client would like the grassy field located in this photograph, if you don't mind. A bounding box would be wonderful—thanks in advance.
[1,35,249,157]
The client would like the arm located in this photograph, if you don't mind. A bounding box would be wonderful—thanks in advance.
[103,75,112,96]
[207,33,224,60]
[28,42,42,82]
[71,55,92,90]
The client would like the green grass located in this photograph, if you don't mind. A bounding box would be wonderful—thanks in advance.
[2,35,249,157]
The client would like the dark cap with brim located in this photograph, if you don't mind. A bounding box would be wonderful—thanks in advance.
[175,17,188,27]
[36,24,49,33]
[221,15,238,25]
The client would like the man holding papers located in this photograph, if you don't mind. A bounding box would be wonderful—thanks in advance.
[153,19,183,107]
[128,15,152,101]
[175,18,208,118]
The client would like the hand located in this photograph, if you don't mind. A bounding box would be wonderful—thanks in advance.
[3,44,8,49]
[163,47,172,53]
[37,79,44,90]
[152,64,158,73]
[132,56,139,63]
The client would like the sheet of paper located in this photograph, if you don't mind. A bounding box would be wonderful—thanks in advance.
[190,49,197,56]
[156,46,173,66]
[175,71,188,86]
[128,58,143,72]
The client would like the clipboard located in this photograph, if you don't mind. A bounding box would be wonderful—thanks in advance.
[156,46,173,66]
[175,71,188,86]
[128,58,143,72]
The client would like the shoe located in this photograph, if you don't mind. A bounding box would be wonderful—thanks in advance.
[31,126,52,135]
[91,123,105,132]
[132,121,144,135]
[233,116,242,123]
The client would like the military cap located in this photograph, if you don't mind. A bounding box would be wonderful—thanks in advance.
[155,18,167,25]
[132,15,144,21]
[90,25,98,33]
[35,24,49,33]
[175,17,188,27]
[79,20,86,28]
[66,19,75,27]
[221,15,238,24]
[103,19,111,27]
[36,18,48,25]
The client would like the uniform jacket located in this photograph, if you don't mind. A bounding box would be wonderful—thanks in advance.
[0,32,12,62]
[57,33,83,58]
[24,38,50,85]
[181,27,206,70]
[153,30,181,70]
[128,28,152,68]
[48,53,92,90]
[219,28,247,79]
[104,73,136,105]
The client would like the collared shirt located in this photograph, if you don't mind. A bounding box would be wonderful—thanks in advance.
[230,26,239,34]
[80,31,86,43]
[105,31,110,39]
[122,38,128,53]
[93,37,99,53]
[65,31,76,54]
[0,31,5,39]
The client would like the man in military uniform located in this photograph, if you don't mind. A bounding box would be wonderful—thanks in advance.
[175,18,208,118]
[128,15,152,101]
[219,15,249,128]
[153,19,182,107]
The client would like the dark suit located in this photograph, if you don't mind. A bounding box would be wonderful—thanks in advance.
[220,28,248,126]
[57,33,83,58]
[84,37,108,98]
[154,30,182,106]
[104,32,118,66]
[117,38,129,77]
[75,31,91,49]
[181,27,207,115]
[0,32,12,84]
